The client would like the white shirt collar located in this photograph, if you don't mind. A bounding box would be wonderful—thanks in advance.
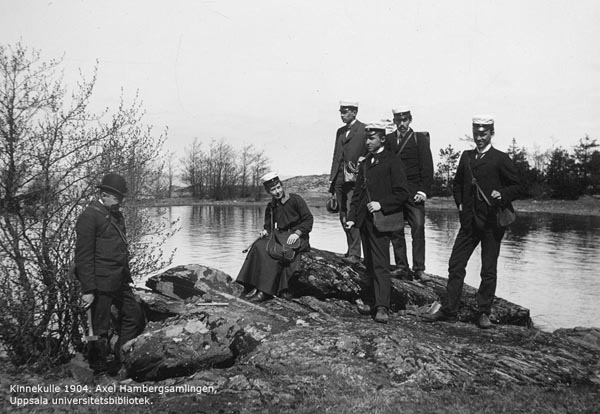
[478,143,492,154]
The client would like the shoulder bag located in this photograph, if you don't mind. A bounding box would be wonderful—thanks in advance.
[344,160,359,183]
[265,206,301,263]
[363,160,404,233]
[467,156,516,228]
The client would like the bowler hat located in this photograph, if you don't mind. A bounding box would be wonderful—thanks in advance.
[97,173,128,197]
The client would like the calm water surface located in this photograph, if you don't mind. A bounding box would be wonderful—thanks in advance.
[149,205,600,331]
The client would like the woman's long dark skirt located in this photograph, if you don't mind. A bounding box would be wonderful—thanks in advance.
[236,238,307,296]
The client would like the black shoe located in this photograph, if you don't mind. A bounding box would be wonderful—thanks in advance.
[413,270,432,283]
[342,255,361,265]
[249,291,272,303]
[278,290,293,301]
[390,268,411,280]
[477,313,493,329]
[355,299,372,315]
[91,365,108,375]
[374,306,389,324]
[421,310,458,323]
[240,287,257,299]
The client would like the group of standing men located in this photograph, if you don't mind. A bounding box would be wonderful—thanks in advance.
[329,101,521,328]
[329,101,433,283]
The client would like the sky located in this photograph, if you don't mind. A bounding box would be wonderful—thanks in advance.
[1,0,599,177]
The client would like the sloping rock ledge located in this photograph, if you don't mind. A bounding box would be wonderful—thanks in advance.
[114,247,599,411]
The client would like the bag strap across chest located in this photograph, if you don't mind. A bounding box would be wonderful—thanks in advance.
[90,204,128,245]
[467,156,493,207]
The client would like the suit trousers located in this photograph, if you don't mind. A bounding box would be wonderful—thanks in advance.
[442,221,505,316]
[360,218,392,309]
[390,200,425,272]
[334,173,361,258]
[89,286,146,367]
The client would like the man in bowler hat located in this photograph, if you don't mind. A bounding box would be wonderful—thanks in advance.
[75,173,145,373]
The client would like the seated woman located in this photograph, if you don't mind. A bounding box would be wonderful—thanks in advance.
[237,172,314,303]
[346,121,410,323]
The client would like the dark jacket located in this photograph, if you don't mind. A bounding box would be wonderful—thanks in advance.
[329,120,368,184]
[75,200,131,293]
[264,193,314,242]
[453,147,522,227]
[348,149,410,228]
[384,128,434,196]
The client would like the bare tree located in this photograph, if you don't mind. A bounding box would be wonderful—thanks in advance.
[208,139,237,200]
[239,144,254,198]
[251,149,270,200]
[180,138,204,198]
[0,43,172,367]
[166,151,176,198]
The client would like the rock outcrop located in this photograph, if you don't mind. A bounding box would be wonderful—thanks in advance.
[118,247,600,410]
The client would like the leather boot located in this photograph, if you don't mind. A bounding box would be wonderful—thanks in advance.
[374,306,389,324]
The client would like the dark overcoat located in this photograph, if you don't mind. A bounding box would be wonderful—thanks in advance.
[384,129,434,196]
[453,147,522,227]
[75,200,131,293]
[348,149,410,228]
[329,120,368,183]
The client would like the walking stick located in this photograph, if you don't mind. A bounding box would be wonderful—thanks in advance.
[83,308,99,343]
[242,236,261,253]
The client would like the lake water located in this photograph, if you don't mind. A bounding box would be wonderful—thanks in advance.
[148,204,600,331]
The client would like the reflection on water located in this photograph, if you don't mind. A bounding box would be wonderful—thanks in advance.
[151,205,600,331]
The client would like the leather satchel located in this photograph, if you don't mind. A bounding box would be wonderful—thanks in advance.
[372,210,404,233]
[496,205,516,228]
[362,160,404,233]
[343,160,359,183]
[266,230,301,264]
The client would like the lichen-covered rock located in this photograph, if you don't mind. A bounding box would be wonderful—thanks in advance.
[553,327,600,351]
[88,253,600,412]
[123,314,234,381]
[145,248,532,327]
[119,249,599,392]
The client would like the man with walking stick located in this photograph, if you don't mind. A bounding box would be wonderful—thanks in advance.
[75,173,145,374]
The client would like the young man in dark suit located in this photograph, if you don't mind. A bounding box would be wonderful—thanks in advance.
[385,107,434,283]
[346,122,410,323]
[328,101,368,265]
[422,116,521,329]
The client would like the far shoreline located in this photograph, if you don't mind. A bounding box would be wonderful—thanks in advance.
[141,194,600,217]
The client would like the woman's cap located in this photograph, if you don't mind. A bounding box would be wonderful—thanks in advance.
[261,171,281,189]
